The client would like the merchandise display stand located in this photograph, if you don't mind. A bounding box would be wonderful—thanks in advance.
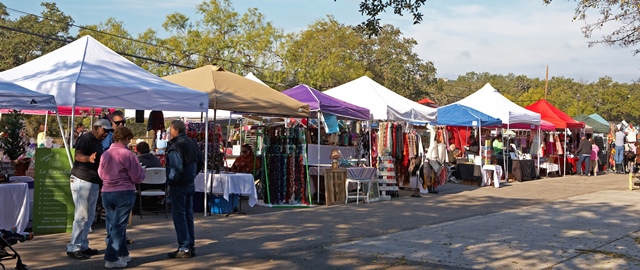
[376,156,398,200]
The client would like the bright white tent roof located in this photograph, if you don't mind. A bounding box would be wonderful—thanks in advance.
[0,35,208,112]
[245,72,268,86]
[0,78,57,111]
[323,76,436,122]
[456,83,540,126]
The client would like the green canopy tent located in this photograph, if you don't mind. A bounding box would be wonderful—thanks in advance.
[574,114,610,133]
[589,113,610,127]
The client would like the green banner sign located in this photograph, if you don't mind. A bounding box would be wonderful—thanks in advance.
[33,148,74,234]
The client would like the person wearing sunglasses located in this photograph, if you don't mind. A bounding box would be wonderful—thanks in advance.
[102,110,126,151]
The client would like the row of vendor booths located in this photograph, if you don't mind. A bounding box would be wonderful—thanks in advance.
[0,35,608,219]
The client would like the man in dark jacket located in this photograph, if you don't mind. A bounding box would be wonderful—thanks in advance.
[575,135,592,176]
[165,120,203,259]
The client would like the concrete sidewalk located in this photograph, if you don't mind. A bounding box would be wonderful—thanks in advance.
[4,173,638,269]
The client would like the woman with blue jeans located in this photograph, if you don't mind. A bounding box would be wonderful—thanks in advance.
[575,135,592,176]
[98,126,145,268]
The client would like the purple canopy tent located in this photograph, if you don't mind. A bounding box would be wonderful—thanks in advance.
[282,84,370,120]
[283,84,371,203]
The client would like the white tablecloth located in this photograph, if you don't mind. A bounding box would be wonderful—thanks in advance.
[0,182,29,232]
[195,172,257,207]
[481,165,503,188]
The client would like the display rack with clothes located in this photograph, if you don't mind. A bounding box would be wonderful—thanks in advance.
[263,126,309,205]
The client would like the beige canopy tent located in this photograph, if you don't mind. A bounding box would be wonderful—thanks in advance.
[163,65,309,117]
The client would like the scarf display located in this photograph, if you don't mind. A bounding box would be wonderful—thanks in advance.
[264,126,308,205]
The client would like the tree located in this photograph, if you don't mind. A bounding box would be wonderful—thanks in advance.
[337,0,428,35]
[0,2,74,71]
[279,16,368,90]
[544,1,640,55]
[357,24,437,100]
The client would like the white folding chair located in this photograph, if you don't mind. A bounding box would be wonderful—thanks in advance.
[138,168,168,218]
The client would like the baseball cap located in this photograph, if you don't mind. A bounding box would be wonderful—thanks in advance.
[94,119,113,131]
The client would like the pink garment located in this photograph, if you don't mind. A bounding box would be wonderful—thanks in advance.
[591,144,599,160]
[99,142,146,192]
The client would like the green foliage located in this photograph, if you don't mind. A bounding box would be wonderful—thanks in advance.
[0,110,28,160]
[545,0,640,57]
[335,0,428,35]
[0,2,74,71]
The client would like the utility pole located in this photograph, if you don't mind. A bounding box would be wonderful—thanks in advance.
[544,65,549,99]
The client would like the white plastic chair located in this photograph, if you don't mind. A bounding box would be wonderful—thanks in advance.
[138,168,168,218]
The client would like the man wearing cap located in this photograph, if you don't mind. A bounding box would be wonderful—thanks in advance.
[66,119,112,260]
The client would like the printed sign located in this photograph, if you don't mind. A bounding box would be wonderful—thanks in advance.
[33,148,75,234]
[0,162,15,179]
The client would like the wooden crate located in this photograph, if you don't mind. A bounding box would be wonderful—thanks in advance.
[324,168,347,205]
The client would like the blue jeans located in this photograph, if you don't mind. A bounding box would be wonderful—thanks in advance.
[170,183,195,251]
[67,175,99,252]
[615,146,625,164]
[102,190,135,262]
[577,154,590,175]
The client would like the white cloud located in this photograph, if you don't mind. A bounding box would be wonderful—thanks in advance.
[398,0,639,83]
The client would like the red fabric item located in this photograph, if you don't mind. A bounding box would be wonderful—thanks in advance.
[446,126,471,153]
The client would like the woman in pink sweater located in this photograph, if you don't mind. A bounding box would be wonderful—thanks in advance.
[98,126,145,268]
[590,138,600,177]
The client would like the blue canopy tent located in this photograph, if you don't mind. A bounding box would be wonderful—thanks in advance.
[436,104,502,127]
[435,104,502,166]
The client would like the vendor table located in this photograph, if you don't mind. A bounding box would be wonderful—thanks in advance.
[195,172,257,207]
[308,167,377,189]
[0,182,29,232]
[507,159,537,182]
[454,163,482,186]
[481,165,503,188]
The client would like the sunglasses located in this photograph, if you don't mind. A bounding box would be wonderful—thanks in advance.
[114,120,126,126]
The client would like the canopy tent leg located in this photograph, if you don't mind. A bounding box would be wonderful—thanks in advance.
[69,106,75,148]
[317,113,321,204]
[44,113,48,137]
[56,111,73,166]
[203,110,209,216]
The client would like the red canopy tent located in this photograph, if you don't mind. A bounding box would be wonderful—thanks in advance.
[417,97,438,108]
[525,99,584,129]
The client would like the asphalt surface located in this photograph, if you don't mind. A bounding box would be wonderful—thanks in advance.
[5,172,640,270]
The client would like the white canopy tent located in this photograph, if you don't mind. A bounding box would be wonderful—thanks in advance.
[0,35,209,172]
[455,83,542,179]
[245,72,268,86]
[323,76,437,122]
[0,79,57,111]
[456,83,541,126]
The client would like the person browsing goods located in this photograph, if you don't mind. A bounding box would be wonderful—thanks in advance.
[65,119,112,260]
[165,120,203,259]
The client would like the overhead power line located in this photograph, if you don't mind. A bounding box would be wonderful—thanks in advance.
[0,24,196,69]
[3,6,277,71]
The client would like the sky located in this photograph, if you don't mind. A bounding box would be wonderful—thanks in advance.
[3,0,638,83]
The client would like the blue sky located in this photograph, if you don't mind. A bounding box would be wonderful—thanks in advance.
[3,0,638,83]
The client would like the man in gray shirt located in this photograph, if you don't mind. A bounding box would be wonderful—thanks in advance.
[615,127,626,173]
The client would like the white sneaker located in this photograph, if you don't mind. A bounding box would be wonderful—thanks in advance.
[104,258,127,269]
[120,255,131,262]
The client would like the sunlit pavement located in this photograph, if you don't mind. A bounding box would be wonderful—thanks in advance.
[7,172,638,269]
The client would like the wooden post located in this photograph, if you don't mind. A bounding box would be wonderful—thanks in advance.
[544,65,549,99]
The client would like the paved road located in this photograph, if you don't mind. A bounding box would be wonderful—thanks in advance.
[5,173,639,269]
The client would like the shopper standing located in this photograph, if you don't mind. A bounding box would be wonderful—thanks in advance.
[66,119,112,259]
[615,127,626,173]
[98,126,145,268]
[575,135,592,176]
[166,120,203,258]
